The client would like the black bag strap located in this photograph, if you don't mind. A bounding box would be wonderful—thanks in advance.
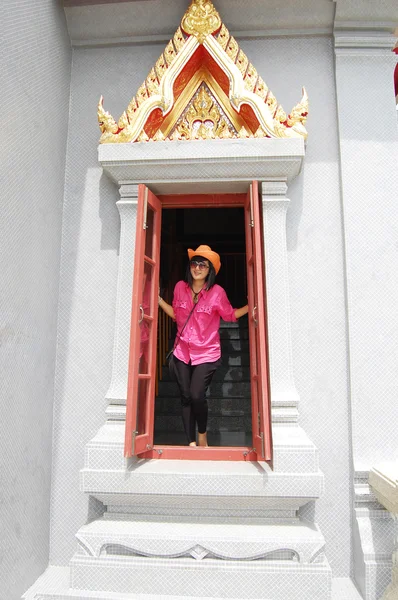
[167,294,202,359]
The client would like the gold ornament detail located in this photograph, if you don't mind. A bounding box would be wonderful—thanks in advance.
[266,91,277,115]
[181,0,222,43]
[173,27,186,52]
[136,82,148,106]
[137,130,149,142]
[254,126,267,138]
[153,129,165,141]
[238,126,250,138]
[117,111,129,130]
[244,64,258,92]
[235,49,249,78]
[226,36,239,62]
[97,96,119,143]
[275,105,287,124]
[146,68,160,95]
[287,88,309,128]
[173,84,237,140]
[217,23,230,50]
[155,54,168,80]
[254,76,268,100]
[164,40,177,66]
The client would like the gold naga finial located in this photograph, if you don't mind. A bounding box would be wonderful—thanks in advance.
[287,87,309,129]
[97,96,119,140]
[181,0,222,43]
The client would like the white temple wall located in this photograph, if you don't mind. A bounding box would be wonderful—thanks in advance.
[334,34,398,471]
[0,1,71,598]
[48,34,352,578]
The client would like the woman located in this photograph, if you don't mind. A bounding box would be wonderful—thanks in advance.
[158,245,248,447]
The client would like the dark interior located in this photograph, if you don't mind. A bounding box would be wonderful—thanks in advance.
[155,207,252,447]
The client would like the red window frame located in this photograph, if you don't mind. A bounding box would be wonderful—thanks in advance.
[124,183,272,463]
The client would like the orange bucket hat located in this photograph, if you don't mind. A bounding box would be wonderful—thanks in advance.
[188,245,221,274]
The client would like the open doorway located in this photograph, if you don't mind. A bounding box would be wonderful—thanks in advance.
[125,183,272,462]
[155,206,252,447]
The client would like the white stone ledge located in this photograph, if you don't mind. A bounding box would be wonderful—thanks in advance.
[98,138,305,193]
[75,515,325,563]
[84,422,319,474]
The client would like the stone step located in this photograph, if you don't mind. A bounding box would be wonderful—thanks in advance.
[154,429,252,447]
[155,414,252,433]
[155,395,251,414]
[219,318,248,329]
[219,327,249,340]
[158,380,251,398]
[106,395,298,420]
[70,553,331,600]
[67,516,330,599]
[74,514,326,563]
[161,365,251,382]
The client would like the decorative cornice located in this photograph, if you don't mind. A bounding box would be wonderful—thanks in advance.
[97,0,309,143]
[334,31,397,57]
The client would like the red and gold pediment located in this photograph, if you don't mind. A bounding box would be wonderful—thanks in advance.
[97,0,308,143]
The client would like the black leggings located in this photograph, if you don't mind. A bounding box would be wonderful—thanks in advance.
[173,355,221,444]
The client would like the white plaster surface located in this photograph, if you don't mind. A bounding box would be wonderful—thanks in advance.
[0,1,71,599]
[23,566,363,600]
[334,30,398,600]
[47,34,352,581]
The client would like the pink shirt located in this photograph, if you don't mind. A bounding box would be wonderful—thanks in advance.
[172,281,237,365]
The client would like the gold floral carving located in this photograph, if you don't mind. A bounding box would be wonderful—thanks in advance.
[137,130,149,142]
[173,84,236,140]
[136,82,148,106]
[238,126,250,138]
[181,0,221,43]
[226,36,239,62]
[164,40,177,66]
[117,111,129,130]
[217,23,230,50]
[254,126,266,138]
[173,27,186,52]
[153,129,165,141]
[235,49,249,78]
[244,64,258,92]
[155,54,168,80]
[265,91,277,115]
[254,76,268,100]
[275,105,287,124]
[146,68,160,95]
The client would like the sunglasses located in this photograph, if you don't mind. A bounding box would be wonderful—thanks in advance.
[190,260,210,270]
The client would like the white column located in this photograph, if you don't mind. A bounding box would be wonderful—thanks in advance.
[261,180,300,423]
[334,30,398,600]
[105,184,138,406]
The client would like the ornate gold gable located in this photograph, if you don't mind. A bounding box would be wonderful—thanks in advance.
[98,0,308,143]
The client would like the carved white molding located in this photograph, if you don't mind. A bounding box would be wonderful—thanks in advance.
[262,181,300,422]
[105,189,138,406]
[334,31,397,57]
[74,515,325,563]
[98,138,305,194]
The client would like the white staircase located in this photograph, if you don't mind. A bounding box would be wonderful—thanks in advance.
[24,420,332,599]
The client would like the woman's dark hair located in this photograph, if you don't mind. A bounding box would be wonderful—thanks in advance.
[186,255,216,290]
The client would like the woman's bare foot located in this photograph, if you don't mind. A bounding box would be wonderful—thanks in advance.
[189,441,197,447]
[198,432,208,447]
